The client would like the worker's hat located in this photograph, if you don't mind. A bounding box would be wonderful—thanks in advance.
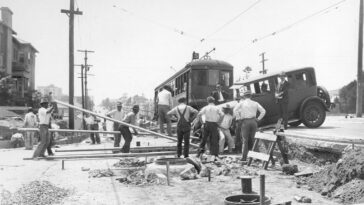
[279,71,286,77]
[222,104,231,109]
[132,105,139,110]
[116,101,122,106]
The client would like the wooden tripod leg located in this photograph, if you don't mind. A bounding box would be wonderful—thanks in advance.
[247,139,260,166]
[263,141,276,169]
[277,139,289,164]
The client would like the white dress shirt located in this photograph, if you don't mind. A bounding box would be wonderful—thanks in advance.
[38,107,51,125]
[157,89,172,106]
[233,98,266,121]
[199,103,223,123]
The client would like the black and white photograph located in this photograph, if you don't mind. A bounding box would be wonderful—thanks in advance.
[0,0,364,204]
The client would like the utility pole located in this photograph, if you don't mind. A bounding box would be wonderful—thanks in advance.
[61,0,82,129]
[77,50,94,110]
[357,0,363,117]
[259,52,268,74]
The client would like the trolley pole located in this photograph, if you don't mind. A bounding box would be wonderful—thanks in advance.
[61,0,83,129]
[357,0,363,117]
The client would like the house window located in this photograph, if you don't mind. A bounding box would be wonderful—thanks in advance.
[19,53,25,64]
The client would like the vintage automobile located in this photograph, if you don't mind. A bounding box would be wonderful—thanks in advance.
[229,67,331,128]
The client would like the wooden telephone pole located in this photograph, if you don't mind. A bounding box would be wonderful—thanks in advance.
[357,0,363,117]
[77,50,94,110]
[259,52,268,74]
[61,0,83,129]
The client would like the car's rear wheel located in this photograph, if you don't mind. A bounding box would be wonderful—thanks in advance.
[302,101,326,128]
[289,120,301,127]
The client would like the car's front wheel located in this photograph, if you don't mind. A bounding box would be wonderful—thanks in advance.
[301,101,326,128]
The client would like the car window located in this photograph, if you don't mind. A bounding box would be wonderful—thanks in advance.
[220,71,230,86]
[295,72,308,88]
[259,80,271,93]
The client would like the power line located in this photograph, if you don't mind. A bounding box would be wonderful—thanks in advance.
[112,4,200,40]
[252,0,347,43]
[200,0,262,43]
[225,0,348,60]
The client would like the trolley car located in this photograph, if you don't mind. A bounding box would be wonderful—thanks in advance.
[154,59,234,111]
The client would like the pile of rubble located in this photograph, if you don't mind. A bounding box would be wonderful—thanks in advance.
[7,180,70,205]
[88,169,114,178]
[113,157,146,167]
[116,170,167,186]
[296,147,364,204]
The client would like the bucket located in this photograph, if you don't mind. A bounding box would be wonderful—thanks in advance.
[224,194,270,205]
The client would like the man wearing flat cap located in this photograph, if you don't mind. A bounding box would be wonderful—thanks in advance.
[234,89,266,161]
[119,105,139,153]
[196,96,224,160]
[275,72,289,129]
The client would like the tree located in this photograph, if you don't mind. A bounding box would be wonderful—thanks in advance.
[100,98,114,110]
[0,73,14,106]
[339,80,364,113]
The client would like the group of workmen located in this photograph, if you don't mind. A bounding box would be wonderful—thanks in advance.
[26,72,288,161]
[155,71,289,161]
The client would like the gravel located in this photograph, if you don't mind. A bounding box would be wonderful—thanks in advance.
[8,180,71,205]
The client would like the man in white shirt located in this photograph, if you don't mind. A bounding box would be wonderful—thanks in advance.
[119,105,140,153]
[157,86,173,136]
[33,98,54,158]
[233,90,266,161]
[167,97,198,158]
[24,107,38,150]
[196,96,224,159]
[106,101,124,148]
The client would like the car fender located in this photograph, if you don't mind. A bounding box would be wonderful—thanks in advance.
[317,85,331,108]
[299,96,328,120]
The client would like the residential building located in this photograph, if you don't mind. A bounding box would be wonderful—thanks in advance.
[0,7,38,101]
[37,84,63,99]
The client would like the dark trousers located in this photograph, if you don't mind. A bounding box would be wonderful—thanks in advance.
[241,119,258,161]
[235,120,243,153]
[120,126,133,153]
[47,133,54,155]
[278,102,288,129]
[113,122,122,147]
[158,105,172,136]
[33,125,50,158]
[177,128,190,158]
[199,121,219,156]
[90,123,100,144]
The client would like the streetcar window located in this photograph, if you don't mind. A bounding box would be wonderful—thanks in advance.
[220,71,230,86]
[195,70,207,85]
[208,70,219,86]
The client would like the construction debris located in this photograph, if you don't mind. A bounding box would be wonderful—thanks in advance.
[180,166,198,180]
[296,148,364,204]
[294,195,312,203]
[113,157,146,167]
[282,164,298,175]
[88,169,114,178]
[116,170,167,186]
[9,180,70,205]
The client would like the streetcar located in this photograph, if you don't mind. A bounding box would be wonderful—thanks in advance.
[154,58,234,111]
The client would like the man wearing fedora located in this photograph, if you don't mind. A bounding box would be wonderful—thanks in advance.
[234,89,266,161]
[218,104,234,154]
[33,98,54,158]
[275,72,289,129]
[211,83,228,105]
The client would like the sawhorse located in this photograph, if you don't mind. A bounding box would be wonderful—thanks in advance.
[247,119,289,169]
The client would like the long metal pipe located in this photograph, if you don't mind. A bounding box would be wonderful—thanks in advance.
[18,128,119,134]
[24,150,196,160]
[277,132,364,145]
[55,146,179,152]
[54,100,200,148]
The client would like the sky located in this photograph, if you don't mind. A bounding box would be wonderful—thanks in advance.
[1,0,360,104]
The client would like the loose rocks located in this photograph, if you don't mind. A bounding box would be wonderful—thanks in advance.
[180,166,198,180]
[9,180,70,205]
[282,164,298,175]
[88,169,114,178]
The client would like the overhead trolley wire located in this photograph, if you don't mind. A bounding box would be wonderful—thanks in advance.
[225,0,348,60]
[112,4,201,40]
[200,0,263,43]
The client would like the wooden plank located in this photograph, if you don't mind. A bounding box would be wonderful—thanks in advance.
[19,128,120,134]
[55,146,179,152]
[247,151,270,162]
[255,133,277,142]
